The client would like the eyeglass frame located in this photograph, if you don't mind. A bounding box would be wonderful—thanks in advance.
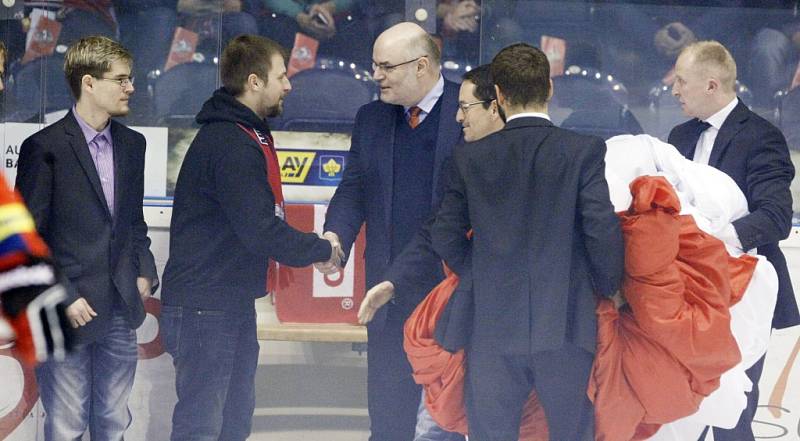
[457,99,489,113]
[95,76,135,88]
[372,56,427,74]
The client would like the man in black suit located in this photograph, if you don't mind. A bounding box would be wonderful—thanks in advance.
[430,43,624,441]
[319,22,463,441]
[16,36,158,441]
[669,40,798,441]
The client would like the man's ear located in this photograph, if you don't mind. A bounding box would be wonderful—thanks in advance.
[246,73,261,90]
[547,78,554,101]
[495,84,505,107]
[706,77,720,95]
[81,74,94,96]
[417,56,430,77]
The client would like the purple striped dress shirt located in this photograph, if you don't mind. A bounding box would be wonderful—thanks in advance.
[73,108,115,216]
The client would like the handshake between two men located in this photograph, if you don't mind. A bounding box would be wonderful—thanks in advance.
[312,231,394,326]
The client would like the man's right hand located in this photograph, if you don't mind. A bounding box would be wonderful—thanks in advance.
[314,231,344,274]
[65,297,97,328]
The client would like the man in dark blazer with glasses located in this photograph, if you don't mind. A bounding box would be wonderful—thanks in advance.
[431,43,624,441]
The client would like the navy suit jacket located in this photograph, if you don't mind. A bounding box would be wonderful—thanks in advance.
[16,111,158,343]
[669,101,800,329]
[324,79,462,330]
[431,117,624,355]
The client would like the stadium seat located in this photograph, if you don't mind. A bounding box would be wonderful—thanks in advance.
[152,62,219,126]
[552,65,643,139]
[270,58,377,133]
[6,55,72,122]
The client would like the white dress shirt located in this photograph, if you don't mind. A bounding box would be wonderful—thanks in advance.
[692,97,742,249]
[405,75,445,125]
[692,97,738,165]
[507,112,551,122]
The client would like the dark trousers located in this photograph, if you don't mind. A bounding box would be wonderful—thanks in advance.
[367,310,421,441]
[465,344,595,441]
[699,354,767,441]
[161,305,259,441]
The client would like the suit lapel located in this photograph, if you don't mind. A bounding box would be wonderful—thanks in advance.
[380,105,399,233]
[708,101,748,167]
[65,112,113,220]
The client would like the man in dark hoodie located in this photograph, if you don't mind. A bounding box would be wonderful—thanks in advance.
[159,35,340,441]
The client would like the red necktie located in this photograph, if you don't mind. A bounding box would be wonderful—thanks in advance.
[408,106,422,129]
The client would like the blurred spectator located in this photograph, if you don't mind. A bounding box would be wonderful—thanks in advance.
[437,0,480,61]
[256,0,370,65]
[115,1,178,79]
[600,0,748,97]
[25,1,116,45]
[746,1,800,107]
[114,0,178,123]
[363,0,482,64]
[177,0,258,55]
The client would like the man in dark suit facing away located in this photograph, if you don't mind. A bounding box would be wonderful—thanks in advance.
[15,36,158,441]
[669,40,798,441]
[431,43,625,441]
[320,21,463,441]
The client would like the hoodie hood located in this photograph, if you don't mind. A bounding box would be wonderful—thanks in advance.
[196,87,272,134]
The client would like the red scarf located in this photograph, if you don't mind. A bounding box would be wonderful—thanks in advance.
[237,123,284,294]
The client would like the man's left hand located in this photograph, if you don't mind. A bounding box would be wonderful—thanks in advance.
[358,281,394,325]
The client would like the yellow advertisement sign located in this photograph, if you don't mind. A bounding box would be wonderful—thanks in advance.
[277,151,316,184]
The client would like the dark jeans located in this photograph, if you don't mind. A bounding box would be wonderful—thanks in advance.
[160,305,259,441]
[35,311,138,441]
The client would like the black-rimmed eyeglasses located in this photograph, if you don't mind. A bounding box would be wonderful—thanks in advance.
[372,56,426,73]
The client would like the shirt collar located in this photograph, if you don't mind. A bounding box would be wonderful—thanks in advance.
[507,112,551,122]
[406,74,445,114]
[704,97,738,130]
[72,106,111,145]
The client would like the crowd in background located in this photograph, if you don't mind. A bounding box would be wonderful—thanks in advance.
[0,1,797,125]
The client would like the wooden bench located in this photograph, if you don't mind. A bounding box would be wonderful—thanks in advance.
[257,322,368,343]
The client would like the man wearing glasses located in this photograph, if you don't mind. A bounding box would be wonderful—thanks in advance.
[16,36,158,441]
[319,22,462,441]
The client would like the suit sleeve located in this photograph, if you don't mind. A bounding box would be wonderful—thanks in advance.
[431,150,472,277]
[577,139,624,297]
[15,137,53,238]
[215,138,332,267]
[732,127,795,251]
[324,108,369,258]
[14,136,79,305]
[381,156,454,305]
[130,134,159,288]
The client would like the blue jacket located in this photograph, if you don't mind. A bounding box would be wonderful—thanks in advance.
[324,79,462,330]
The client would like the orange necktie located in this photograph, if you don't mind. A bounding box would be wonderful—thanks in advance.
[408,106,422,129]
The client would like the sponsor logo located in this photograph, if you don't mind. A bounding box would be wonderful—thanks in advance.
[277,151,316,184]
[320,155,344,180]
[341,298,354,310]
